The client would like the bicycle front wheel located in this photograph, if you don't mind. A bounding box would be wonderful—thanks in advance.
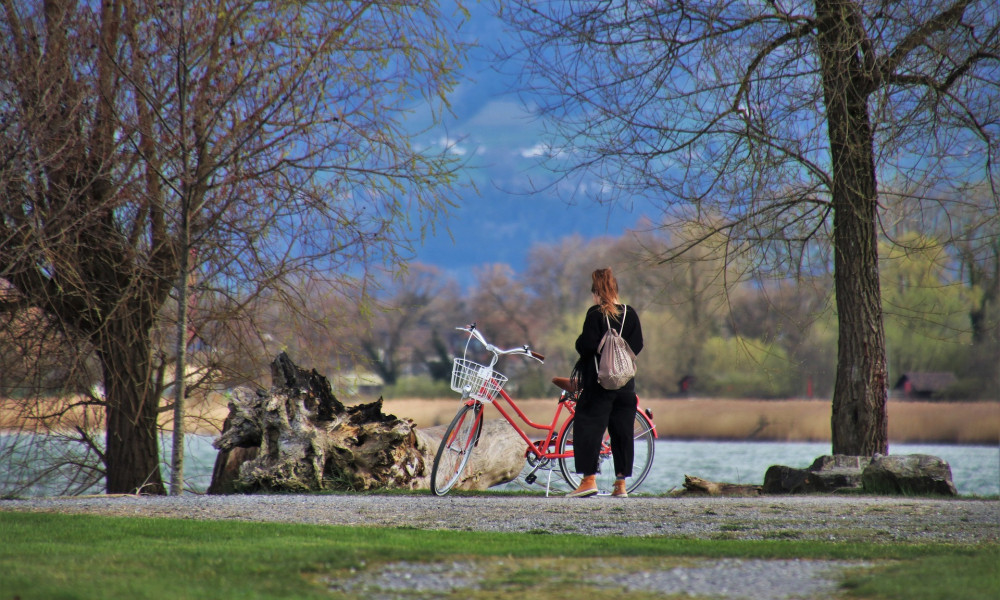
[430,403,482,496]
[558,410,656,495]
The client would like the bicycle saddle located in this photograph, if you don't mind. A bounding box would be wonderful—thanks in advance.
[551,376,578,393]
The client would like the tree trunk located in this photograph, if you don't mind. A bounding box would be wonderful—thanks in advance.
[100,316,166,495]
[815,0,889,456]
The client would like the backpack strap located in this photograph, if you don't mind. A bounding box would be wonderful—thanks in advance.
[604,305,627,335]
[597,311,612,370]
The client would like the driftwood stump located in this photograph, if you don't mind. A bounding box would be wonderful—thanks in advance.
[679,475,762,496]
[209,353,524,494]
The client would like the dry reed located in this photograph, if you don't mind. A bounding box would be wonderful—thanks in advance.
[382,397,999,445]
[3,395,997,445]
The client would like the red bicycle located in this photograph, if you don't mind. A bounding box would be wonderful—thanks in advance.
[430,324,657,496]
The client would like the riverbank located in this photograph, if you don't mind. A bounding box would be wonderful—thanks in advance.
[3,395,997,444]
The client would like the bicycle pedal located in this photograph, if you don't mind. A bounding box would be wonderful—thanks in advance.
[525,474,537,485]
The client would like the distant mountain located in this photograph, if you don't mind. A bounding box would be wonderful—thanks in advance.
[413,189,656,279]
[407,5,660,281]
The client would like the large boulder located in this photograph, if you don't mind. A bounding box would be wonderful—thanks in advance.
[763,453,957,496]
[861,454,957,496]
[763,455,870,494]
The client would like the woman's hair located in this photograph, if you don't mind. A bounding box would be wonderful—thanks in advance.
[590,268,621,317]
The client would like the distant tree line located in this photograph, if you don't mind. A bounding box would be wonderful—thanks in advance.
[263,206,997,403]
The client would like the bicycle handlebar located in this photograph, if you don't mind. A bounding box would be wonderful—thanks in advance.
[456,324,545,363]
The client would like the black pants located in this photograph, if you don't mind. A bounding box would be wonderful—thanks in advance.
[572,386,638,477]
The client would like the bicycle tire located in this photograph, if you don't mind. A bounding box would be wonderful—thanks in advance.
[558,410,656,495]
[430,403,482,495]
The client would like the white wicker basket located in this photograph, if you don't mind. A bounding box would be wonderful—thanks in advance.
[450,358,507,402]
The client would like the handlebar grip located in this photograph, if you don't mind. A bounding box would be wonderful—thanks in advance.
[530,351,545,361]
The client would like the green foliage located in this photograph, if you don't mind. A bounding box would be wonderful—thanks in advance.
[381,375,452,399]
[634,309,690,395]
[881,236,973,379]
[791,309,839,398]
[535,310,591,380]
[695,336,799,398]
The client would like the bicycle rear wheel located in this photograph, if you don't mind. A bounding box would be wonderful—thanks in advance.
[558,410,655,495]
[430,403,482,496]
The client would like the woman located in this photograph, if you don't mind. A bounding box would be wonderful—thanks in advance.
[568,267,643,498]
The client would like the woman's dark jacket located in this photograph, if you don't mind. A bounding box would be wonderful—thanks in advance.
[573,304,643,393]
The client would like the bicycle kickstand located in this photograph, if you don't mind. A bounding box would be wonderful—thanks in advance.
[544,467,556,498]
[523,460,557,497]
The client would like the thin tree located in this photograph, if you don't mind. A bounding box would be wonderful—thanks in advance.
[0,0,468,494]
[500,0,999,455]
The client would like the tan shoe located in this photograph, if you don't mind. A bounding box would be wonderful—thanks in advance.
[567,475,598,498]
[612,479,628,498]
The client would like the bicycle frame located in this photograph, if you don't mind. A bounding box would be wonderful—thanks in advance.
[462,388,575,459]
[468,386,657,462]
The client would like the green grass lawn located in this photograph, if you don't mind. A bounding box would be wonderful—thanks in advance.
[0,511,996,600]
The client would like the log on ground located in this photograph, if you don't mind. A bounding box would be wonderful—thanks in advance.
[678,475,762,496]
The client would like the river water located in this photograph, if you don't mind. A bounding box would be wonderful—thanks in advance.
[3,435,997,497]
[646,440,999,497]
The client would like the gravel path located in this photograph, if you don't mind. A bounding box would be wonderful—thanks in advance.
[3,494,997,599]
[3,494,995,543]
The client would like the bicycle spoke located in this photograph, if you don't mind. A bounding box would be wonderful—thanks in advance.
[430,404,481,495]
[559,410,656,495]
[627,414,656,493]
